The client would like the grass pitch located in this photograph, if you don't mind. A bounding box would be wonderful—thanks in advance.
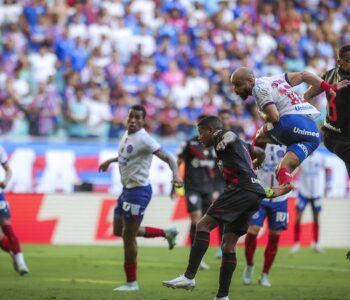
[0,245,349,300]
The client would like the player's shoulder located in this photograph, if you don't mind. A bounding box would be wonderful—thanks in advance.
[253,76,275,98]
[322,68,338,81]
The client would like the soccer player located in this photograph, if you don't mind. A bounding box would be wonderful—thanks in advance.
[178,118,217,270]
[291,151,328,254]
[303,44,350,258]
[230,67,350,197]
[0,145,29,275]
[243,144,289,287]
[304,45,350,174]
[98,105,183,292]
[163,116,266,300]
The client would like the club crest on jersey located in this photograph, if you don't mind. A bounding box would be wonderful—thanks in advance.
[277,150,285,158]
[126,145,133,153]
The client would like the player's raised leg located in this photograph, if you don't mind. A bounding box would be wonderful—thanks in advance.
[137,226,179,250]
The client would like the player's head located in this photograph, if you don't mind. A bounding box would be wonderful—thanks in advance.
[230,67,255,100]
[197,115,223,147]
[127,105,146,133]
[338,44,350,74]
[218,109,231,130]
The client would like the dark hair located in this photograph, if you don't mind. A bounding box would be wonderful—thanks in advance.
[339,44,350,58]
[197,114,208,122]
[197,115,223,129]
[218,109,230,115]
[130,105,147,119]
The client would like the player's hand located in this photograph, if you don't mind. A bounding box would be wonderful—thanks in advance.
[98,161,110,172]
[252,158,263,169]
[216,136,229,151]
[336,80,350,91]
[172,176,183,188]
[0,182,6,189]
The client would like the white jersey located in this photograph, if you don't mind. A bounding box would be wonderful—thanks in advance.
[118,128,160,188]
[257,144,290,202]
[297,151,326,198]
[252,74,320,118]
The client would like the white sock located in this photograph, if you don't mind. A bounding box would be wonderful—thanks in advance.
[15,252,25,266]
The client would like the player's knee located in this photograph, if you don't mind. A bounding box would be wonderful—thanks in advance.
[114,228,123,237]
[221,241,235,253]
[248,226,260,235]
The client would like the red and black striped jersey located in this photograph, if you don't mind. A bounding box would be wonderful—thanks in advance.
[322,68,350,138]
[213,129,265,196]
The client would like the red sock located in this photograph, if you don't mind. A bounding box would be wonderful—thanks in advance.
[245,233,257,266]
[124,262,137,282]
[294,221,300,243]
[0,236,12,253]
[144,226,165,238]
[277,168,292,186]
[263,234,280,274]
[2,225,21,254]
[313,222,319,243]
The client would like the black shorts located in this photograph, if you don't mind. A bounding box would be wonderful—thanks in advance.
[324,132,350,176]
[185,190,213,213]
[206,187,262,237]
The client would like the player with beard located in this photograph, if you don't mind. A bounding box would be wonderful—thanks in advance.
[230,67,350,198]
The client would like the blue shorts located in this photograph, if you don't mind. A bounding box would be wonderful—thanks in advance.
[249,199,288,231]
[297,193,321,213]
[0,193,11,219]
[265,114,320,163]
[114,185,152,223]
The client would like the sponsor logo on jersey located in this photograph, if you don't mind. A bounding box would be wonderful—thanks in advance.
[251,177,261,184]
[294,104,313,111]
[297,143,309,157]
[293,127,320,138]
[191,158,215,168]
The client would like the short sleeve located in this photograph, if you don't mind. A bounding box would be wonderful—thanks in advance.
[252,81,274,111]
[143,134,161,154]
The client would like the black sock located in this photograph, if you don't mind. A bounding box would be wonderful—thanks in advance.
[217,252,237,298]
[184,231,210,279]
[190,224,196,245]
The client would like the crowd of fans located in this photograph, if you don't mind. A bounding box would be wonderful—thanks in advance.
[0,0,349,141]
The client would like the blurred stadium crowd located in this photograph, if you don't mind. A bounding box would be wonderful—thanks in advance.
[0,0,349,140]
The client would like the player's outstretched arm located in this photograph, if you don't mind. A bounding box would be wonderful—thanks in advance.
[216,131,237,151]
[154,149,183,188]
[303,85,323,101]
[287,71,350,97]
[98,157,118,172]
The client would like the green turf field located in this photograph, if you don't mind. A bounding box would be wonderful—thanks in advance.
[0,245,349,300]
